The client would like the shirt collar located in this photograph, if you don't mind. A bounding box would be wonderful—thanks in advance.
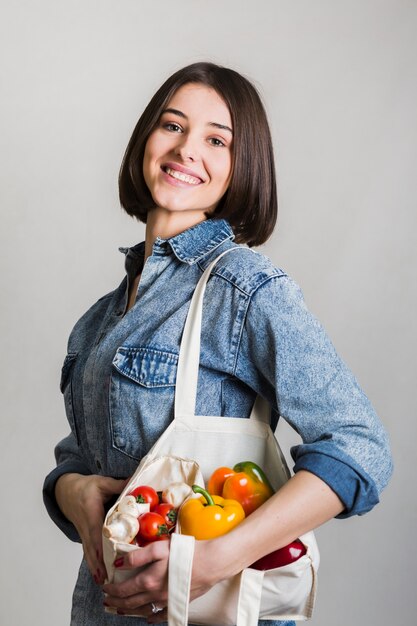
[166,218,235,264]
[119,218,235,267]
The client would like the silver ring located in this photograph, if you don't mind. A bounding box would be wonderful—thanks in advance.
[151,603,163,614]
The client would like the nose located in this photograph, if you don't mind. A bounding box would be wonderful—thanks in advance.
[174,132,199,162]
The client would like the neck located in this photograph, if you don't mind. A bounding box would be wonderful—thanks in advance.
[143,207,209,262]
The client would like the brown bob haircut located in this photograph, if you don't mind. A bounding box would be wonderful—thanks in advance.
[119,62,277,247]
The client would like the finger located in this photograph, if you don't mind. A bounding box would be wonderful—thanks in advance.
[99,477,129,496]
[79,480,125,585]
[103,564,168,606]
[86,518,108,583]
[83,541,106,585]
[103,574,155,601]
[115,606,168,621]
[73,520,101,584]
[79,512,107,584]
[147,608,168,624]
[103,591,151,612]
[103,543,169,602]
[110,541,169,571]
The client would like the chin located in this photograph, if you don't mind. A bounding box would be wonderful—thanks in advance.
[160,203,194,213]
[155,197,202,213]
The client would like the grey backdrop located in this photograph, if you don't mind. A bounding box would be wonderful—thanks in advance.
[1,1,416,624]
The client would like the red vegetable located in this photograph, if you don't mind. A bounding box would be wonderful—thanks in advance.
[153,503,177,529]
[250,539,307,570]
[137,512,170,542]
[136,536,150,547]
[129,485,159,510]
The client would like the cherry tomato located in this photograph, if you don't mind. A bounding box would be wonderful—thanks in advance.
[136,535,150,547]
[153,503,177,529]
[128,485,159,510]
[137,512,170,542]
[250,540,307,570]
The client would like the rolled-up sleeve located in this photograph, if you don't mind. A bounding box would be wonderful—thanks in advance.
[42,432,92,542]
[235,274,393,517]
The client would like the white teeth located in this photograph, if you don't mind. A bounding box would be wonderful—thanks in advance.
[165,167,201,185]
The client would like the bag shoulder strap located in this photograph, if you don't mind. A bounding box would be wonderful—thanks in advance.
[174,246,270,425]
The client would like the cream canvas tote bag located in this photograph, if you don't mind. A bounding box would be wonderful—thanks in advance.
[103,247,320,625]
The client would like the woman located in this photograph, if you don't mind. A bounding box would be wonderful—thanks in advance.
[43,62,392,625]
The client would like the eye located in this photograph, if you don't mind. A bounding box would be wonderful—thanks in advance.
[208,137,226,147]
[163,122,183,133]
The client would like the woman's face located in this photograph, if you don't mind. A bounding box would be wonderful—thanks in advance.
[143,83,233,216]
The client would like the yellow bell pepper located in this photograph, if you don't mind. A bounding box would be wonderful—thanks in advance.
[179,485,245,540]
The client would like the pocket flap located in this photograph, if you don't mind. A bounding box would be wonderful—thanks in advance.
[112,346,178,387]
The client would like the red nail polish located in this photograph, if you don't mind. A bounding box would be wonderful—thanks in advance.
[114,557,124,568]
[103,601,109,607]
[93,574,98,584]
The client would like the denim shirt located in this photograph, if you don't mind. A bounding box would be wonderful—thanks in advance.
[43,218,392,626]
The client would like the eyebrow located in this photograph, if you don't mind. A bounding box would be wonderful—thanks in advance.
[161,107,233,135]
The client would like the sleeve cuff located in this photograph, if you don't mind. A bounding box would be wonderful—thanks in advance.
[291,445,380,518]
[42,461,92,542]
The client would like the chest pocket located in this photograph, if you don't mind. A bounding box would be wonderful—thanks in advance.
[109,346,178,461]
[60,352,79,445]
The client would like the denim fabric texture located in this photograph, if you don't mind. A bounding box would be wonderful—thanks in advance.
[43,218,392,626]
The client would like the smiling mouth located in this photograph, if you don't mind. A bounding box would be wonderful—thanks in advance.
[162,166,202,186]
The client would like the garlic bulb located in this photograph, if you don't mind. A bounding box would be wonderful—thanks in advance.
[162,482,193,508]
[103,513,139,543]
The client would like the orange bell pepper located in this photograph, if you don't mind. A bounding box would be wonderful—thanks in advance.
[179,485,245,540]
[207,466,235,496]
[209,461,274,516]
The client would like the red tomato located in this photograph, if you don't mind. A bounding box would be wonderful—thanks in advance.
[153,503,177,529]
[137,512,170,542]
[128,485,159,510]
[136,536,150,547]
[250,540,307,570]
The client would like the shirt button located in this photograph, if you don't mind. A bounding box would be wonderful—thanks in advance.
[115,436,125,448]
[95,459,102,470]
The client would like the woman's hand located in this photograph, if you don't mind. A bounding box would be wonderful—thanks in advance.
[102,539,220,623]
[55,473,127,585]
